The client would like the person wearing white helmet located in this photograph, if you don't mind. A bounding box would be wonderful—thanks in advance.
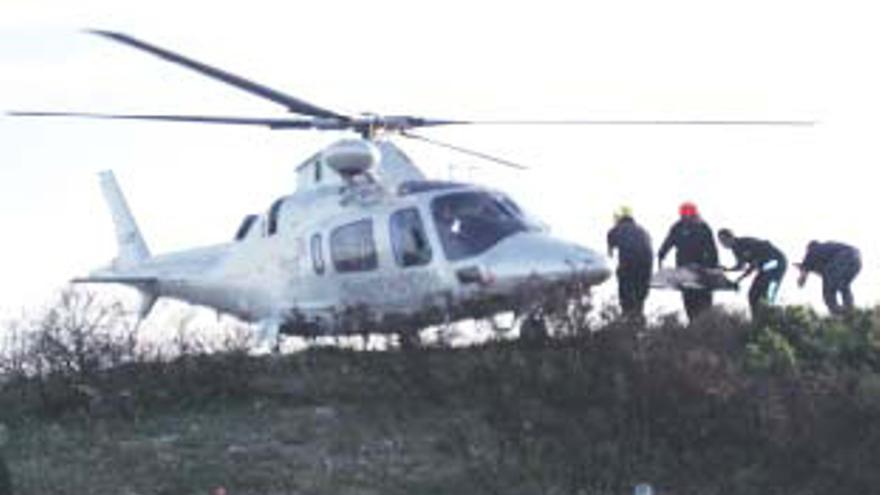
[607,206,653,320]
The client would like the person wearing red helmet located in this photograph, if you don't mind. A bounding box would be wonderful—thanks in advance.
[658,201,719,321]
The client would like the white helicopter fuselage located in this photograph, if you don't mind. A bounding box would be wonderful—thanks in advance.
[13,30,805,344]
[80,140,610,341]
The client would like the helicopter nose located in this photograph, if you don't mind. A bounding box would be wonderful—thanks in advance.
[479,233,611,289]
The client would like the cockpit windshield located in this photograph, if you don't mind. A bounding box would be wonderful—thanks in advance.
[431,191,529,261]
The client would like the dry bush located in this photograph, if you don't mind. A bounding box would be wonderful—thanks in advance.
[367,304,880,494]
[0,288,261,421]
[3,285,880,494]
[0,288,138,419]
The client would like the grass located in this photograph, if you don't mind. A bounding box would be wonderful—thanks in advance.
[8,397,467,494]
[2,304,880,494]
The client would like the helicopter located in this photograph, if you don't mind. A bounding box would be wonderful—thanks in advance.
[10,30,811,346]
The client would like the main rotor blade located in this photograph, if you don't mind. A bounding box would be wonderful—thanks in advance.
[427,119,817,126]
[86,30,347,120]
[401,131,529,170]
[7,111,339,129]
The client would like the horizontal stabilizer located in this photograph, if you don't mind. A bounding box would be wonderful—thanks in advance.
[72,276,158,286]
[73,276,161,320]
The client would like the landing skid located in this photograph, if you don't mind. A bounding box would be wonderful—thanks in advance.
[398,330,422,350]
[518,311,549,343]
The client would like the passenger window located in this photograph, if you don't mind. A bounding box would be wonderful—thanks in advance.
[390,208,432,267]
[311,233,325,275]
[234,214,258,241]
[267,197,284,236]
[330,219,378,272]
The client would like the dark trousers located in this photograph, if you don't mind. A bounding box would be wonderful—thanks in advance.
[617,263,652,318]
[682,289,712,322]
[749,258,786,316]
[822,248,862,314]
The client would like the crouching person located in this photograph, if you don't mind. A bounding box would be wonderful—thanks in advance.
[717,228,787,318]
[796,241,862,315]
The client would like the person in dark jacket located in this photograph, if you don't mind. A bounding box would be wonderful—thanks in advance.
[795,240,862,315]
[718,228,787,317]
[607,206,653,320]
[658,201,718,321]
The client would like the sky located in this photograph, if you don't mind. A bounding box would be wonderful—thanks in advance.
[0,0,877,325]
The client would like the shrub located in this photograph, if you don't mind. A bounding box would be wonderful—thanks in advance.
[2,290,880,494]
[0,288,261,420]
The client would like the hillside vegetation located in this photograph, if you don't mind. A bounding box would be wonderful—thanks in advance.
[1,291,880,494]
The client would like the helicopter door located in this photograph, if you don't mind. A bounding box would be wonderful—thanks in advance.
[327,218,386,329]
[330,219,378,273]
[386,207,446,314]
[389,207,432,268]
[310,233,325,275]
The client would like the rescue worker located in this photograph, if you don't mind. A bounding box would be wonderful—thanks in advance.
[717,228,787,317]
[658,201,718,321]
[795,240,862,315]
[607,206,653,320]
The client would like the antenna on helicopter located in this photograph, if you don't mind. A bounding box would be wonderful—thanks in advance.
[400,131,529,170]
[8,30,816,168]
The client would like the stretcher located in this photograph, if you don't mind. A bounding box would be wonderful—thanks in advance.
[651,266,738,291]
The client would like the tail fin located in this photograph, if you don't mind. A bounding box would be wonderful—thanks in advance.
[99,170,151,268]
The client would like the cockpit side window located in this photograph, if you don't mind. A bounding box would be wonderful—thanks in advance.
[498,194,523,216]
[311,233,325,275]
[431,191,528,261]
[330,219,378,273]
[390,208,432,267]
